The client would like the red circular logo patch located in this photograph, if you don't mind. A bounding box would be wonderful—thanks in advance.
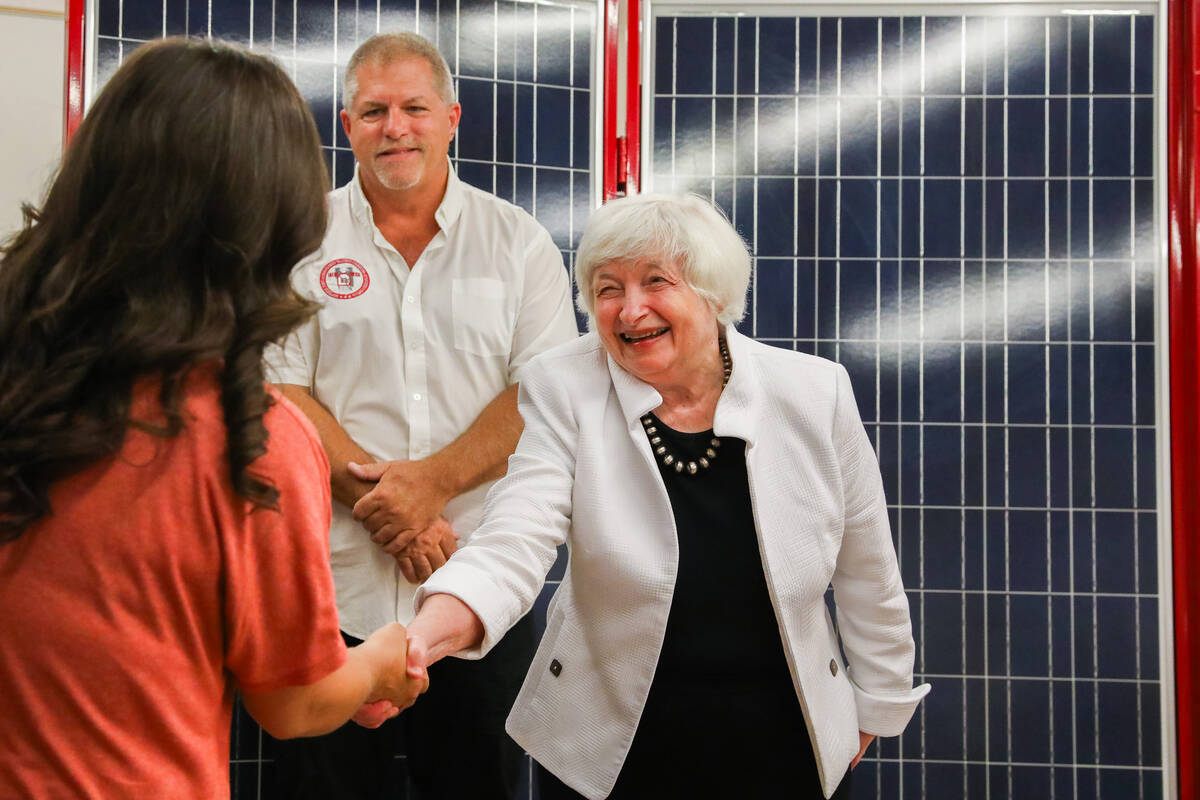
[319,258,370,299]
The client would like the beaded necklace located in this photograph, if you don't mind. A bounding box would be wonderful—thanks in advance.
[640,335,731,476]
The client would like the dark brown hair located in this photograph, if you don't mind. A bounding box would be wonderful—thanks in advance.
[0,38,329,540]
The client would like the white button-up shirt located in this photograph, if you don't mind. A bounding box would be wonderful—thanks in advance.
[264,165,578,637]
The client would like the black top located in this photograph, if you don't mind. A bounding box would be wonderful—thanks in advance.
[645,417,795,689]
[600,414,840,799]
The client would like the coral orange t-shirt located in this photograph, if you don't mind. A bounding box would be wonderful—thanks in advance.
[0,367,347,798]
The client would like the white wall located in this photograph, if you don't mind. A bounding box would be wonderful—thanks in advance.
[0,1,66,240]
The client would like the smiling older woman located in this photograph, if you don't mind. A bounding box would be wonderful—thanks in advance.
[400,193,930,799]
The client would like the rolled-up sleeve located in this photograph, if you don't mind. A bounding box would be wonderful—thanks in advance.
[829,363,931,736]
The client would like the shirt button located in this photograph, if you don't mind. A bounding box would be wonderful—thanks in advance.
[549,659,562,677]
[406,295,415,303]
[829,659,839,677]
[413,393,422,401]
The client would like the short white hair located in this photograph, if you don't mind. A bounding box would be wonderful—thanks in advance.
[574,193,751,326]
[343,32,456,110]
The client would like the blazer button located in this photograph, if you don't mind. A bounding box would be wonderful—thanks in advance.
[549,659,562,677]
[829,659,839,677]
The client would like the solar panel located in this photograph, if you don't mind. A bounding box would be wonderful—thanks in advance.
[649,10,1162,798]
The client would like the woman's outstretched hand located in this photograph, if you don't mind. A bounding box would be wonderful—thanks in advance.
[349,595,483,729]
[405,593,485,679]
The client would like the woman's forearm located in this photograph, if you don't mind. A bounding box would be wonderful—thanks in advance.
[405,593,486,677]
[241,622,425,738]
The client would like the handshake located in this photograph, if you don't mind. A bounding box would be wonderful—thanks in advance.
[347,594,483,728]
[348,625,436,728]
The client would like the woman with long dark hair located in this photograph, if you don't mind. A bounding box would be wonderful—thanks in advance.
[0,38,422,798]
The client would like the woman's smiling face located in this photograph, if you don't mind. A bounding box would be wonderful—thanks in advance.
[591,256,720,390]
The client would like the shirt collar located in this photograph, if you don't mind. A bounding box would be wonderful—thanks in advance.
[347,158,465,235]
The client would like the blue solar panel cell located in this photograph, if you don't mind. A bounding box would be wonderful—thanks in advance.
[839,17,877,80]
[456,3,493,78]
[670,96,710,174]
[1097,512,1139,593]
[1010,27,1047,95]
[923,679,964,760]
[97,0,122,37]
[456,160,491,193]
[674,18,713,95]
[126,2,165,39]
[1094,17,1136,95]
[921,99,959,177]
[457,78,493,161]
[922,346,964,421]
[1097,182,1136,259]
[753,259,795,339]
[333,149,355,190]
[921,427,963,504]
[1006,99,1045,176]
[756,178,798,257]
[1094,346,1135,425]
[537,169,571,248]
[1098,680,1143,765]
[535,6,572,87]
[535,87,571,168]
[515,4,537,83]
[1096,100,1135,177]
[305,73,336,147]
[495,2,518,79]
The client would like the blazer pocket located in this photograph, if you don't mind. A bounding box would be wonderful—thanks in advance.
[452,278,510,356]
[523,601,586,698]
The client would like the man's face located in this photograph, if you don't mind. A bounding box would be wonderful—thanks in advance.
[340,57,461,196]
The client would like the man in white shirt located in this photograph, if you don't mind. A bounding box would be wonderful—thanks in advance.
[264,31,578,800]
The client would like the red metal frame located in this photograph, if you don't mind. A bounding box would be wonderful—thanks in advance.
[1168,0,1199,797]
[623,0,640,196]
[602,0,619,201]
[64,0,86,146]
[602,0,640,201]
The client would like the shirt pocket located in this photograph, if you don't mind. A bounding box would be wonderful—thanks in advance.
[451,278,510,357]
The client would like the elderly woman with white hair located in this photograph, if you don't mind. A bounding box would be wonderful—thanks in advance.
[396,193,930,799]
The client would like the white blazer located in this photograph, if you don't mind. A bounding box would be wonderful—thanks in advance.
[417,328,931,799]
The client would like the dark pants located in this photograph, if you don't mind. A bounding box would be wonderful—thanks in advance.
[537,757,854,800]
[542,762,854,800]
[271,615,535,800]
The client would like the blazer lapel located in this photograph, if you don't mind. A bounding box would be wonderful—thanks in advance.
[713,326,761,447]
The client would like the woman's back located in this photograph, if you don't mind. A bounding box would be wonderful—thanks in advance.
[0,365,344,799]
